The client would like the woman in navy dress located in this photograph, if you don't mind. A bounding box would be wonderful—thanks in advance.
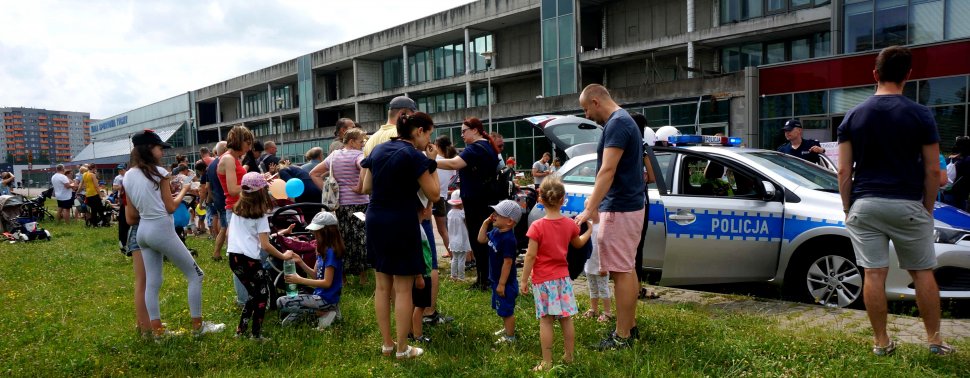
[361,112,440,359]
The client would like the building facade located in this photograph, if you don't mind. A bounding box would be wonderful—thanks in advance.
[1,107,90,166]
[71,0,970,171]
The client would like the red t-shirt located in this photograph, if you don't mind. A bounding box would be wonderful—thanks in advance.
[218,155,245,210]
[525,217,578,284]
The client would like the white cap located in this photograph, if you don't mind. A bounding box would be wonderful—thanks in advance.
[306,211,338,230]
[490,199,522,221]
[643,126,656,147]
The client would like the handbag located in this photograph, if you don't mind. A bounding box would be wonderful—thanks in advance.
[321,152,340,210]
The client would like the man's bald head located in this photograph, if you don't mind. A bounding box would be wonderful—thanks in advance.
[579,84,619,125]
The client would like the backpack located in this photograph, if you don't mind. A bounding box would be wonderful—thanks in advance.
[468,142,517,204]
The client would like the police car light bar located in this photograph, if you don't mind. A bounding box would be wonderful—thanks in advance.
[668,135,743,147]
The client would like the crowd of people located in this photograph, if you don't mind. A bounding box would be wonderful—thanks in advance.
[41,45,953,366]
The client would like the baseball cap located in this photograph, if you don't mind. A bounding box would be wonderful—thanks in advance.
[490,199,522,221]
[388,96,417,111]
[132,129,172,149]
[240,172,268,193]
[447,190,462,205]
[305,211,338,230]
[782,119,802,131]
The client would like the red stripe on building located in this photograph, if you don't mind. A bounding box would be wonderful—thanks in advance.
[759,39,970,96]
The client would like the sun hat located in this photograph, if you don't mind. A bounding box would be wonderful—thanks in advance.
[447,190,462,205]
[305,211,338,231]
[240,172,268,193]
[490,199,522,220]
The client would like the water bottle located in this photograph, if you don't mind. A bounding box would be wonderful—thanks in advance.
[283,259,298,297]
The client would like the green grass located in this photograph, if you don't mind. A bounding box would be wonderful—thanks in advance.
[1,217,968,377]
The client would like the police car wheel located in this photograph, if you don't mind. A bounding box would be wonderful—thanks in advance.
[787,249,864,309]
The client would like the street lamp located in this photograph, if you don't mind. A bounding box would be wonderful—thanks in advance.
[275,96,284,146]
[482,50,495,134]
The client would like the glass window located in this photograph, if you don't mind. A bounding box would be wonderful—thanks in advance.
[903,81,918,101]
[910,0,944,44]
[845,1,874,53]
[542,0,557,19]
[543,60,559,96]
[671,103,699,125]
[792,0,812,8]
[721,0,740,22]
[515,121,534,139]
[514,139,534,169]
[765,42,786,64]
[744,0,764,19]
[559,58,577,95]
[741,43,762,68]
[918,76,968,106]
[946,0,970,39]
[543,19,558,61]
[760,119,789,149]
[813,32,831,58]
[791,38,810,61]
[558,0,573,15]
[559,16,575,58]
[499,122,516,139]
[794,91,828,116]
[644,106,670,126]
[563,159,598,184]
[767,0,787,13]
[874,0,907,49]
[933,105,967,153]
[761,94,793,119]
[830,86,875,113]
[455,44,465,75]
[444,46,455,78]
[700,100,731,123]
[722,47,741,73]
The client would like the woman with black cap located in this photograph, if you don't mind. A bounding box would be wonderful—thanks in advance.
[123,129,225,337]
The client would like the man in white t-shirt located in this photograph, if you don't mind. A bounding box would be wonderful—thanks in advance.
[531,152,552,186]
[112,166,126,193]
[50,164,75,222]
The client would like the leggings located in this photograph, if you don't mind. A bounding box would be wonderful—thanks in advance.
[229,253,269,337]
[587,273,611,299]
[450,251,468,279]
[463,199,492,287]
[277,294,337,315]
[138,217,204,320]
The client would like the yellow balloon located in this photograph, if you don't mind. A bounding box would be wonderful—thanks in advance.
[269,179,288,199]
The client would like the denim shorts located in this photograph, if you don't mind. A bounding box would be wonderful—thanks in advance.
[126,225,140,255]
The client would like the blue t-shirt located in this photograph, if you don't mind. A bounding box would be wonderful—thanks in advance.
[313,248,343,305]
[205,156,226,210]
[278,166,321,204]
[597,108,645,212]
[778,138,823,164]
[837,95,939,202]
[457,140,499,203]
[487,228,517,287]
[361,140,436,211]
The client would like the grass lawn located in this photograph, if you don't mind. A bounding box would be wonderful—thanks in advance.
[1,218,968,377]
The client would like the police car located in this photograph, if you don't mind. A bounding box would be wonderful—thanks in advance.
[526,115,970,308]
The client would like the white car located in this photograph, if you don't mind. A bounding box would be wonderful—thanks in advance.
[526,115,970,308]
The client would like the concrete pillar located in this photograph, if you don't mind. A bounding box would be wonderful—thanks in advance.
[831,0,842,55]
[601,7,607,48]
[354,102,360,122]
[239,91,245,118]
[465,81,472,108]
[687,0,696,79]
[215,97,222,123]
[713,0,720,28]
[464,28,471,76]
[352,59,359,97]
[217,126,222,141]
[403,45,409,87]
[743,66,759,147]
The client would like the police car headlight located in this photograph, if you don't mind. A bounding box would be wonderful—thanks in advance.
[934,227,970,244]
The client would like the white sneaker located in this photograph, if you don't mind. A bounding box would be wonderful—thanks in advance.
[281,313,302,326]
[493,328,507,336]
[194,321,226,336]
[316,311,338,330]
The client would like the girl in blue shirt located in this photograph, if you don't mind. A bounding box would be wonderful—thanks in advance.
[278,211,345,330]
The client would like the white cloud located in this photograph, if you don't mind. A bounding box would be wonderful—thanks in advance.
[0,0,473,119]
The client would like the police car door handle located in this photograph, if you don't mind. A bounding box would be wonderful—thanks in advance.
[668,211,696,225]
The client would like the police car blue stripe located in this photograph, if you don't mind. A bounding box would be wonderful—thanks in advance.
[782,215,844,242]
[666,209,783,241]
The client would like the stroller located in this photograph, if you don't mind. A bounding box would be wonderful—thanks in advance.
[85,192,112,228]
[21,187,55,222]
[265,202,328,310]
[1,194,52,242]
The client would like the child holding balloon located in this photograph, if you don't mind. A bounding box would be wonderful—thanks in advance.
[228,172,297,340]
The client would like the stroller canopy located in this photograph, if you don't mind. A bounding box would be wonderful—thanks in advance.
[0,194,26,208]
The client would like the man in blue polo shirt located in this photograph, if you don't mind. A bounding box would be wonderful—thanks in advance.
[778,119,825,164]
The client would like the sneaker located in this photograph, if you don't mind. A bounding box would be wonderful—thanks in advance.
[281,313,302,327]
[316,311,338,330]
[595,333,630,351]
[193,321,226,336]
[409,334,432,343]
[422,311,454,325]
[495,334,517,345]
[493,328,508,336]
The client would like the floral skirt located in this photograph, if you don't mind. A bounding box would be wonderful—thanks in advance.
[336,203,368,275]
[531,277,578,319]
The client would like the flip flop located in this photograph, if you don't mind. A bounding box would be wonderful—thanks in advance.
[872,340,897,356]
[929,343,955,356]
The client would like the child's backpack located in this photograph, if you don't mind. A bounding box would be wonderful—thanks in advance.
[566,221,593,280]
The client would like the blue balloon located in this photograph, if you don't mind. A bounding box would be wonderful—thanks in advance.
[285,178,305,198]
[173,203,190,227]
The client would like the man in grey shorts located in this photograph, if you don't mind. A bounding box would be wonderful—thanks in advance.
[838,45,952,356]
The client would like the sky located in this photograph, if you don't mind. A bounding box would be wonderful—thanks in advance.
[0,0,474,120]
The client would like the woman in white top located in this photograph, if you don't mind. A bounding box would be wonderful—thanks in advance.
[123,130,225,337]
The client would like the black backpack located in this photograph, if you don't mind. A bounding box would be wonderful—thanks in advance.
[468,142,517,204]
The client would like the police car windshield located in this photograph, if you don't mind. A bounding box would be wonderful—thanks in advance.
[743,152,839,191]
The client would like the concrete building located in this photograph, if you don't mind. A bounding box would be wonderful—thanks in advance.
[67,0,970,171]
[1,107,90,165]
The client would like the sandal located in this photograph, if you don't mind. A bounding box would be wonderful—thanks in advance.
[872,340,897,356]
[395,345,424,359]
[582,309,596,318]
[531,361,552,372]
[929,343,955,356]
[597,313,615,323]
[639,287,661,299]
[381,342,397,356]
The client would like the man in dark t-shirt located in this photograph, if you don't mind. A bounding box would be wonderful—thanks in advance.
[576,84,645,350]
[777,119,825,164]
[837,46,951,356]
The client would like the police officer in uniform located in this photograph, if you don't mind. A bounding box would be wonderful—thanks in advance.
[778,119,825,164]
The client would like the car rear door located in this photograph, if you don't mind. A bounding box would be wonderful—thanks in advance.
[658,151,785,286]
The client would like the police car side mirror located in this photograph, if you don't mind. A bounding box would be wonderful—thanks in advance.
[761,181,776,201]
